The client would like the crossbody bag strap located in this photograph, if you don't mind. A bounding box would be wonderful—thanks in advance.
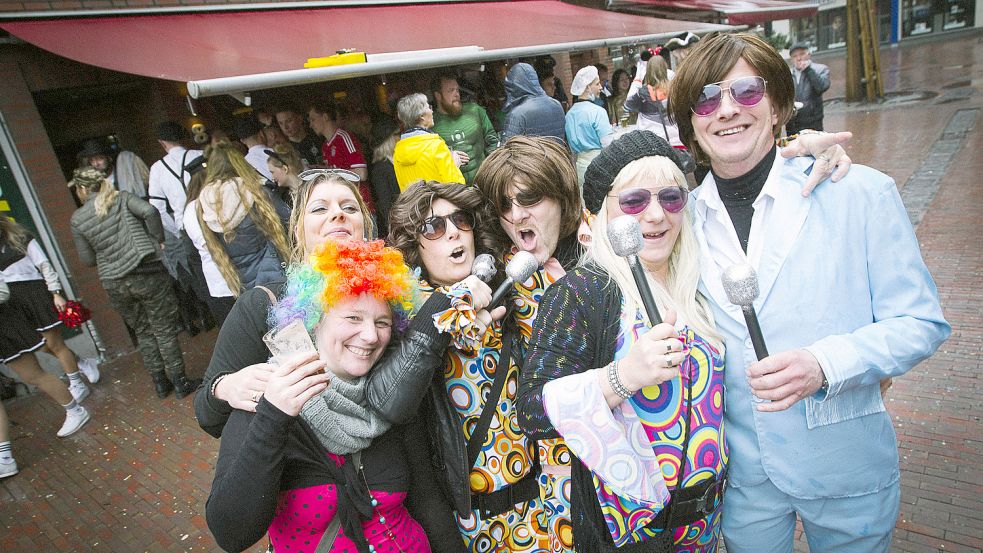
[310,450,361,553]
[466,333,514,468]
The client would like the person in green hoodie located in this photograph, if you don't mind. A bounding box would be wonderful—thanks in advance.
[431,73,499,184]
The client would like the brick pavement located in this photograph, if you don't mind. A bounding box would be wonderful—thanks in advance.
[2,30,983,553]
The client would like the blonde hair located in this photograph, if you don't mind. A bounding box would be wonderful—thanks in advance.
[0,215,30,253]
[73,170,119,218]
[197,142,292,296]
[583,156,722,350]
[644,55,671,92]
[288,174,373,263]
[372,132,399,164]
[269,143,304,176]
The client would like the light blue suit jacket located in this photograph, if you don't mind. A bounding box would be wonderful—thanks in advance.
[691,154,950,499]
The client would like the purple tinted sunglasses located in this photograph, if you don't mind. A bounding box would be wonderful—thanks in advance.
[611,186,688,215]
[692,76,768,117]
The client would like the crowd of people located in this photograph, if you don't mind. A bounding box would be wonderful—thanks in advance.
[0,31,950,553]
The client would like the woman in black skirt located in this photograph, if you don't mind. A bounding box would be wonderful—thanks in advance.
[1,217,101,399]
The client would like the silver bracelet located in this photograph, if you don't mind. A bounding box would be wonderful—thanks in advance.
[210,374,228,399]
[606,361,634,400]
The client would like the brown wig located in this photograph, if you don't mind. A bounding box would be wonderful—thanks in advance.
[288,174,374,263]
[474,135,582,240]
[387,181,505,285]
[667,32,795,164]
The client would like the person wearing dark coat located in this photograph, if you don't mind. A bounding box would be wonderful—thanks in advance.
[500,63,567,145]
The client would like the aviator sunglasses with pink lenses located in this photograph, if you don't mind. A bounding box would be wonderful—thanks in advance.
[692,76,768,117]
[610,186,689,215]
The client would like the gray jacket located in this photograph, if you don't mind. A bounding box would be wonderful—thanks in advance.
[501,63,567,144]
[70,191,164,281]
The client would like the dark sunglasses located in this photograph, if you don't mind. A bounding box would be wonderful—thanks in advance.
[498,189,544,218]
[610,186,688,215]
[692,76,768,117]
[419,210,476,240]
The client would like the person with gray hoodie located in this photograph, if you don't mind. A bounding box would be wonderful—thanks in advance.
[500,63,567,144]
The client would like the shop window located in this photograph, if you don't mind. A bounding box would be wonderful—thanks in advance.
[791,15,819,50]
[903,0,936,36]
[819,8,848,49]
[942,0,973,30]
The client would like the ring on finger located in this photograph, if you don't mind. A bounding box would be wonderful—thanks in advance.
[251,391,260,403]
[665,354,674,368]
[665,343,672,354]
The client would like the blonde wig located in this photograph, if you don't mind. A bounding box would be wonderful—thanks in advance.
[288,174,374,264]
[584,156,722,350]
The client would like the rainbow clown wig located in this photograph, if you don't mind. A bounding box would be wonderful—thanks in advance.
[270,240,419,335]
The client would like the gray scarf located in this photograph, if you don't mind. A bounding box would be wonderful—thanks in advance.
[299,374,391,455]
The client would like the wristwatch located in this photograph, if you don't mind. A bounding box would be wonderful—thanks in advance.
[819,371,829,394]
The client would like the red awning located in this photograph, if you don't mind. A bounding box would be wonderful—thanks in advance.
[615,0,818,24]
[0,1,725,83]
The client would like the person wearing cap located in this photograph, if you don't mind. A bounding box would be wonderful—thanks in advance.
[666,33,949,551]
[663,31,702,71]
[79,140,151,199]
[519,130,726,552]
[565,65,616,186]
[69,167,201,400]
[786,43,830,135]
[233,114,274,181]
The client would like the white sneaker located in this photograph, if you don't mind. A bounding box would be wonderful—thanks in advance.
[68,380,90,403]
[57,407,91,438]
[0,460,17,479]
[78,357,101,384]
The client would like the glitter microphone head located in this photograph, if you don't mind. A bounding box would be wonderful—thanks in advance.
[506,250,540,283]
[607,215,643,258]
[721,264,760,307]
[471,253,497,283]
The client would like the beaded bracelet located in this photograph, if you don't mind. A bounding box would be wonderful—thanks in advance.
[606,361,634,400]
[210,374,228,399]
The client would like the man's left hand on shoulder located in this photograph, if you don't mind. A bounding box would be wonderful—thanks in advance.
[747,349,825,411]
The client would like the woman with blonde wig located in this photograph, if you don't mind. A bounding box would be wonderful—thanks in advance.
[519,131,727,552]
[195,140,292,296]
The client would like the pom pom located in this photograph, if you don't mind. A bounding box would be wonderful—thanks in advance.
[58,300,91,329]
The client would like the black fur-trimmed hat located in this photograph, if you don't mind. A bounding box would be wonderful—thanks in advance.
[583,130,682,214]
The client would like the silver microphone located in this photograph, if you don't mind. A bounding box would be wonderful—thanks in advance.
[471,253,497,283]
[607,215,662,325]
[490,250,540,307]
[721,264,768,360]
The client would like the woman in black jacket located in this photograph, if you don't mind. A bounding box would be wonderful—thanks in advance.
[366,181,559,553]
[207,240,427,553]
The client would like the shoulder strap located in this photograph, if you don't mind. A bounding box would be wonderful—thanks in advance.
[466,333,514,468]
[160,151,189,191]
[255,284,277,305]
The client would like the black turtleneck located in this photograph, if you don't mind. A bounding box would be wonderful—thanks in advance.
[712,146,777,253]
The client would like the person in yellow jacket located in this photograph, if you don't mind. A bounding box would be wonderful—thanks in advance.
[393,93,466,190]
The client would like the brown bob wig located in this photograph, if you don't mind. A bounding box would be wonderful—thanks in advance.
[668,33,795,165]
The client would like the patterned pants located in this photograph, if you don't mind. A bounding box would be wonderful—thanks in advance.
[538,473,574,553]
[457,496,551,553]
[102,271,185,379]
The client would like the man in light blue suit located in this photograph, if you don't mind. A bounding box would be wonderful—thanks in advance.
[668,33,950,552]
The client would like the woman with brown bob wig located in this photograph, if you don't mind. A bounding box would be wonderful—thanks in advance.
[366,179,561,552]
